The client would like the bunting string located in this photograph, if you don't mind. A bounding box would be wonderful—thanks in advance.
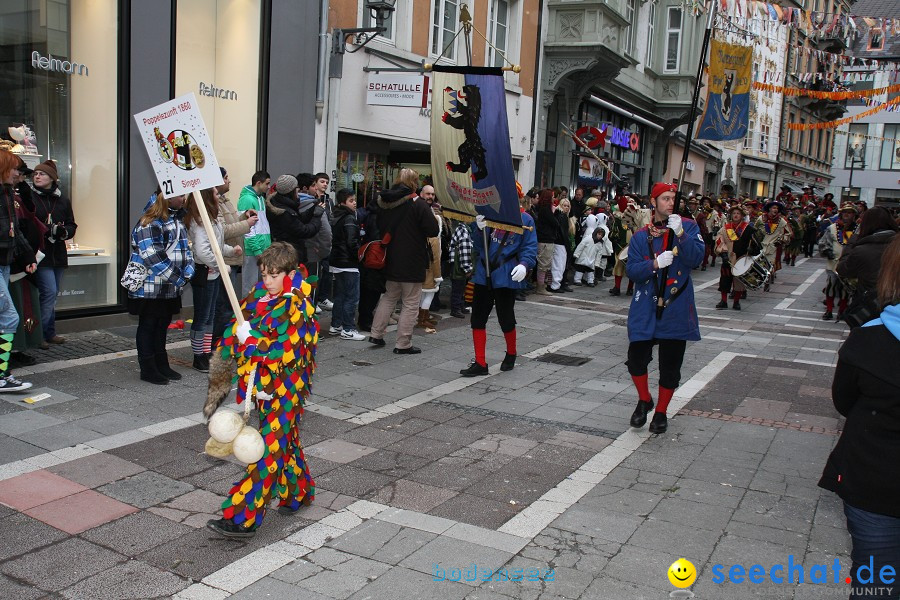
[786,95,900,130]
[753,82,900,99]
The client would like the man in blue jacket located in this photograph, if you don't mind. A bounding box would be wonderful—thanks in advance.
[460,212,538,376]
[626,183,705,433]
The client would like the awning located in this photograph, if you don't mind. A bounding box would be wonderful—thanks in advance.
[779,181,804,194]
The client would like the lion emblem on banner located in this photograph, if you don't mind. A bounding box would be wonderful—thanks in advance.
[441,85,488,182]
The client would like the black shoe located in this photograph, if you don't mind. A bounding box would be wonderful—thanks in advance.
[206,518,256,539]
[500,353,516,372]
[192,354,209,373]
[835,312,844,322]
[630,400,654,428]
[10,352,36,367]
[586,281,597,287]
[155,353,182,381]
[393,346,421,355]
[547,286,564,294]
[514,291,527,301]
[822,311,833,321]
[460,361,489,376]
[648,412,668,434]
[277,504,301,516]
[701,265,707,271]
[573,281,583,286]
[732,302,741,310]
[626,287,634,296]
[715,301,728,309]
[609,288,621,296]
[561,285,574,293]
[368,336,385,347]
[450,310,465,318]
[140,357,170,384]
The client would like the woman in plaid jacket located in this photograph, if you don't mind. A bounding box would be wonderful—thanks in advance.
[127,191,194,384]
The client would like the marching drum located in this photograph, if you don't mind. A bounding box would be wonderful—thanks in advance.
[732,253,772,290]
[617,247,629,266]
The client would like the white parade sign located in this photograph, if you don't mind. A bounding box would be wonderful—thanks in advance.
[366,74,429,107]
[133,92,223,197]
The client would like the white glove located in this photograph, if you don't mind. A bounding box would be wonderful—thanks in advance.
[510,264,527,282]
[236,321,252,344]
[475,215,487,230]
[656,251,674,269]
[667,214,683,237]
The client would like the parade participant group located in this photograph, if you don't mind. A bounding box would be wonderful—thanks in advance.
[99,151,895,540]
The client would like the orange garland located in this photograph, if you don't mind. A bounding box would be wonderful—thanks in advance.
[786,95,900,130]
[753,81,900,100]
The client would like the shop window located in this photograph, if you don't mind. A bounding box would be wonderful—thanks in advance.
[431,0,459,61]
[488,0,509,68]
[0,0,120,311]
[875,188,900,207]
[880,124,900,170]
[174,0,261,196]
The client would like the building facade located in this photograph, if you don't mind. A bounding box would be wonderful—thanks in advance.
[0,0,319,322]
[319,0,541,199]
[827,0,900,209]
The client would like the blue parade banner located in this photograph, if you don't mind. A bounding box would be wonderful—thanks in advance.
[429,66,523,232]
[696,40,753,142]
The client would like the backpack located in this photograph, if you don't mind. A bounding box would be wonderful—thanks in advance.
[357,196,412,270]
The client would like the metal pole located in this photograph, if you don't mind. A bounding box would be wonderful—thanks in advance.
[676,0,719,209]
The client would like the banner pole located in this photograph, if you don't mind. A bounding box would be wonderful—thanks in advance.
[191,190,244,327]
[675,0,718,208]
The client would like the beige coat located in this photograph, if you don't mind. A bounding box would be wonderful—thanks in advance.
[219,194,252,267]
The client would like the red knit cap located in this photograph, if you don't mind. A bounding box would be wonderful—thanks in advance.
[651,182,676,199]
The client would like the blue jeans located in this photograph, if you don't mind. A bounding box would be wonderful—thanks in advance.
[35,266,64,339]
[319,257,332,303]
[191,277,219,338]
[0,266,20,335]
[845,502,900,599]
[331,271,360,331]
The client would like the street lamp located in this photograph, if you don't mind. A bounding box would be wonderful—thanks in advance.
[332,0,397,56]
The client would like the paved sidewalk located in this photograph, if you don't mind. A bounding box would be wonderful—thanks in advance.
[0,257,852,599]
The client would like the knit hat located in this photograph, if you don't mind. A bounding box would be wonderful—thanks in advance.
[650,182,676,199]
[33,159,58,182]
[275,174,298,195]
[838,201,858,214]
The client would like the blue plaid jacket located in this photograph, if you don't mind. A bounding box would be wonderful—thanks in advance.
[127,212,194,299]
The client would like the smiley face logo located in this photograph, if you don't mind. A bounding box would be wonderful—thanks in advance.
[668,558,697,588]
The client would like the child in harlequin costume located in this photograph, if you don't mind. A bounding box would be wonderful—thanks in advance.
[459,213,537,376]
[206,242,317,539]
[626,183,705,434]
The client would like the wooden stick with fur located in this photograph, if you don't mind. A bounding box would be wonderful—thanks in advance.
[204,350,237,419]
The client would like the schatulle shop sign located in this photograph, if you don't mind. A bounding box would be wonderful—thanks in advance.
[366,74,429,107]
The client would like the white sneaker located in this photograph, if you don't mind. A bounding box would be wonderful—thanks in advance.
[340,329,366,341]
[328,325,342,335]
[0,374,32,392]
[316,305,322,314]
[318,299,334,311]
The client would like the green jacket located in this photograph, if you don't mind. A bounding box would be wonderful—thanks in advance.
[237,185,271,256]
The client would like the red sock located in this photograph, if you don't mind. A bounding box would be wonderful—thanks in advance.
[732,291,741,301]
[656,387,675,415]
[838,298,848,314]
[825,296,834,312]
[631,374,651,402]
[614,275,622,289]
[721,291,728,302]
[626,280,633,293]
[472,329,487,367]
[503,329,517,356]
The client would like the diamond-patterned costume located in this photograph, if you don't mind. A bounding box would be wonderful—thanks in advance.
[217,268,318,530]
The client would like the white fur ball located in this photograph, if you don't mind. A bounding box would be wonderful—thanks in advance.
[232,426,266,464]
[204,437,233,458]
[208,409,244,443]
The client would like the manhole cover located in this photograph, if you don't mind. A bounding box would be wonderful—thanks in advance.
[351,360,373,367]
[535,353,592,367]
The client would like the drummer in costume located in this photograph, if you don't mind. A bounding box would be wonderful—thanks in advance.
[714,205,755,310]
[819,202,858,321]
[460,212,538,376]
[206,242,316,538]
[754,200,789,290]
[627,183,705,434]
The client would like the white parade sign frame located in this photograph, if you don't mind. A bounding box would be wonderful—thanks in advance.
[133,93,244,329]
[133,92,224,197]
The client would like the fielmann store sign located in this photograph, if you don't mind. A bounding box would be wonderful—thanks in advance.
[366,74,430,108]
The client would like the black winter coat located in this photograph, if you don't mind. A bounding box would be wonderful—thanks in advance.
[818,318,900,518]
[329,205,361,269]
[536,206,559,244]
[375,185,439,283]
[836,229,897,291]
[0,186,35,269]
[266,192,322,265]
[29,182,76,268]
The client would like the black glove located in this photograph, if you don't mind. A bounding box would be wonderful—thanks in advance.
[312,205,325,220]
[50,223,66,240]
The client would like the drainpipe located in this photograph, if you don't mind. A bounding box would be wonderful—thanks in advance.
[316,0,329,121]
[529,0,545,153]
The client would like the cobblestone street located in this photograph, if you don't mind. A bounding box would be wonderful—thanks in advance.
[0,257,852,600]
